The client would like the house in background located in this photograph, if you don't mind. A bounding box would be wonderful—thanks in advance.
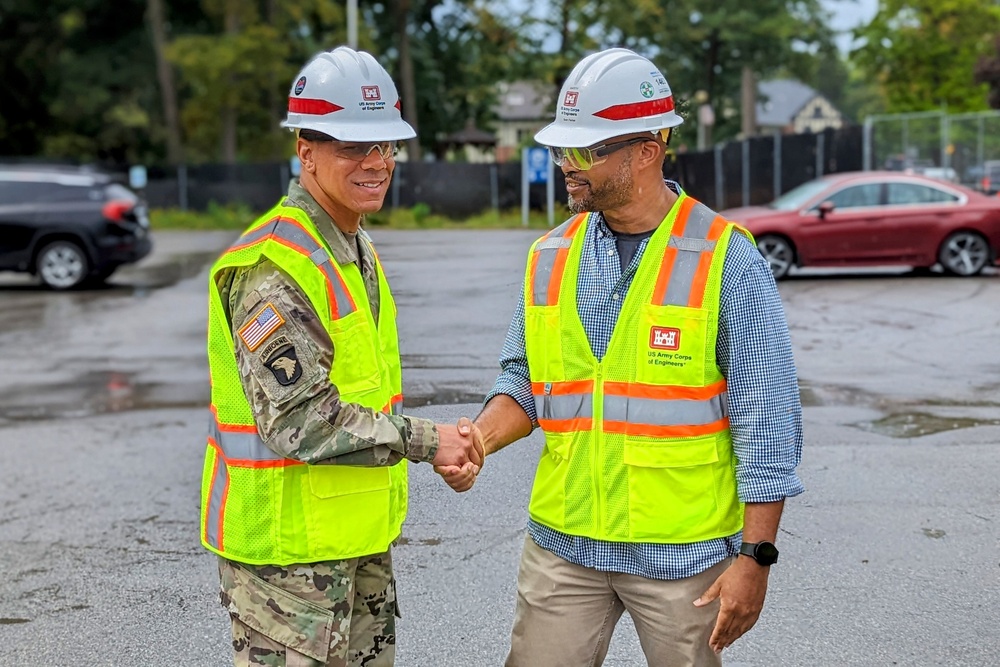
[756,79,844,135]
[493,81,555,162]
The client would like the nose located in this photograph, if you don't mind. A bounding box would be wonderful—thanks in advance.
[360,146,389,169]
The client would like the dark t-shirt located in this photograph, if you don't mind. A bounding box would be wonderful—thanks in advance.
[613,229,656,272]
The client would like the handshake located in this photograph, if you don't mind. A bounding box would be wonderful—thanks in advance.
[431,417,485,493]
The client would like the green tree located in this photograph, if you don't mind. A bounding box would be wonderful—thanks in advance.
[975,35,1000,109]
[853,0,1000,112]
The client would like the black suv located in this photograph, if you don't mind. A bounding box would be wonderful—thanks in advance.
[0,165,152,289]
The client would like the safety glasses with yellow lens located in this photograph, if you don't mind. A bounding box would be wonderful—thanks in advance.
[548,136,651,171]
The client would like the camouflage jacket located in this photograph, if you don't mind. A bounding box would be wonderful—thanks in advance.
[215,180,438,466]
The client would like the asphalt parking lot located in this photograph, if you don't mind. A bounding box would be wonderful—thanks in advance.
[1,228,998,666]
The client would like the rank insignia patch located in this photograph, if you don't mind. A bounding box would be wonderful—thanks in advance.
[238,302,285,351]
[264,346,302,386]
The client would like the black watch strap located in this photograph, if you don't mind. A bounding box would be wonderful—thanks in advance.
[739,541,779,566]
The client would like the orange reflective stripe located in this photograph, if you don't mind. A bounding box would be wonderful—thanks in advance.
[687,216,728,308]
[532,379,595,395]
[538,417,594,433]
[604,417,729,438]
[651,197,697,304]
[603,379,727,400]
[545,214,587,307]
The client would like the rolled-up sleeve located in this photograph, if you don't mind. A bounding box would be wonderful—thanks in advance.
[717,233,805,503]
[485,285,537,426]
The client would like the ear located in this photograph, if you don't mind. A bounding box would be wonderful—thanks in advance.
[296,138,316,174]
[635,138,663,172]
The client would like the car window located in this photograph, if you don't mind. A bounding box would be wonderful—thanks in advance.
[46,184,104,203]
[104,183,138,203]
[825,184,882,209]
[0,180,52,205]
[886,183,959,205]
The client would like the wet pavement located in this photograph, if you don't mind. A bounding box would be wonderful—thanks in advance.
[1,230,999,666]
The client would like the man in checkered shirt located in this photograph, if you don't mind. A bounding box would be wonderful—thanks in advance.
[439,48,803,666]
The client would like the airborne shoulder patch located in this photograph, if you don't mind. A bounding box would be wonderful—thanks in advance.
[238,302,285,351]
[264,345,302,386]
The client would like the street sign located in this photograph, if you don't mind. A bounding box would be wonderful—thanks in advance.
[526,147,549,184]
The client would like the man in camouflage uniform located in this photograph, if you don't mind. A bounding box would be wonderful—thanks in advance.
[203,47,483,667]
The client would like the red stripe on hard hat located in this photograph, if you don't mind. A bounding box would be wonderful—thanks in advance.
[395,100,401,110]
[288,97,344,115]
[593,96,675,121]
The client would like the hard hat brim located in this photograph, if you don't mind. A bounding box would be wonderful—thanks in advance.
[281,117,417,142]
[534,113,684,148]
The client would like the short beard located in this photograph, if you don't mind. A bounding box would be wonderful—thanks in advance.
[567,152,634,214]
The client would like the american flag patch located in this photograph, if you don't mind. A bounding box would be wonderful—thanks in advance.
[238,303,285,351]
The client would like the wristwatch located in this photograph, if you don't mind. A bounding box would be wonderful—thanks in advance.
[739,541,779,566]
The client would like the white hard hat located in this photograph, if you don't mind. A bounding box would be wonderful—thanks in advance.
[535,48,683,148]
[281,46,416,142]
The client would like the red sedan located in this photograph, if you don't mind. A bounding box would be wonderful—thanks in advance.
[720,171,1000,279]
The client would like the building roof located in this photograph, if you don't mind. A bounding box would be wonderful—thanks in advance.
[441,119,497,146]
[755,79,823,127]
[495,81,555,121]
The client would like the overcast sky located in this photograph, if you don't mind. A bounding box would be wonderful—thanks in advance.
[823,0,880,52]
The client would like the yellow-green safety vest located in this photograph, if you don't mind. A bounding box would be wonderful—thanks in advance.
[523,192,753,543]
[201,200,406,565]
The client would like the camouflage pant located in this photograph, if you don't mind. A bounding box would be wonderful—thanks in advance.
[219,552,398,667]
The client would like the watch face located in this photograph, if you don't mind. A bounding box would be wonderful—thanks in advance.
[755,542,779,565]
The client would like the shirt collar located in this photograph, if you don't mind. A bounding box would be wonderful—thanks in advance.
[285,179,358,265]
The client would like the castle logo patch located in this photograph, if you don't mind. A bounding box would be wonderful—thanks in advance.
[238,303,285,351]
[649,326,680,350]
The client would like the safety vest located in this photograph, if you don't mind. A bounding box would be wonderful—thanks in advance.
[201,200,406,565]
[523,193,752,543]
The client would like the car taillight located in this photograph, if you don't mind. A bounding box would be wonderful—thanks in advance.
[102,200,133,223]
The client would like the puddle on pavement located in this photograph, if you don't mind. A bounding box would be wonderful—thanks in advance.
[111,250,220,294]
[0,618,30,625]
[856,412,1000,438]
[0,371,208,424]
[403,389,486,407]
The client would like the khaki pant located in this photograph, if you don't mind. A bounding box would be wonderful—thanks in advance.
[220,552,397,667]
[505,535,730,667]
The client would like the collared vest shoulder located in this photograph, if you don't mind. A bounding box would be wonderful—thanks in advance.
[522,193,753,543]
[201,200,406,565]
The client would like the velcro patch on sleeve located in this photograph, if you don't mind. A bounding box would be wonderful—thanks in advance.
[238,302,286,351]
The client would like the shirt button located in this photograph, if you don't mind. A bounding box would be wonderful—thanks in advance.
[611,293,619,301]
[608,249,614,256]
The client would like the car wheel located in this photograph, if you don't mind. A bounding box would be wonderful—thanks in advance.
[756,235,795,280]
[938,231,990,276]
[36,240,90,289]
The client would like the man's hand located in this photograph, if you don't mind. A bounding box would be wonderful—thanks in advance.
[434,417,485,493]
[693,555,770,654]
[432,417,484,469]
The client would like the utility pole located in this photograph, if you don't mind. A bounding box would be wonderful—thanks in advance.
[741,66,757,138]
[347,0,358,48]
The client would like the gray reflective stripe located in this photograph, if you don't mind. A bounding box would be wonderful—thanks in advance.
[532,247,560,306]
[204,452,227,549]
[660,203,720,306]
[604,392,727,426]
[232,219,279,248]
[210,417,284,461]
[534,393,594,421]
[530,216,584,306]
[668,236,716,253]
[309,247,328,264]
[272,220,322,254]
[536,237,573,251]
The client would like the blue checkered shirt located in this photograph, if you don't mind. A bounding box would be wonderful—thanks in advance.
[486,185,804,580]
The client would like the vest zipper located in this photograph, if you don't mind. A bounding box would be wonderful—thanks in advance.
[593,362,603,536]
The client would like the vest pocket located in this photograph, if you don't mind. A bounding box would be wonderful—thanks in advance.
[525,306,564,379]
[635,304,710,386]
[304,466,392,558]
[327,312,381,395]
[623,435,721,541]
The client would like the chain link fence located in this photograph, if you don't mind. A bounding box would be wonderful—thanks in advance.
[863,110,1000,189]
[132,125,864,218]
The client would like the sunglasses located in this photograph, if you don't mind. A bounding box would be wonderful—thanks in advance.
[548,136,651,171]
[332,141,399,162]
